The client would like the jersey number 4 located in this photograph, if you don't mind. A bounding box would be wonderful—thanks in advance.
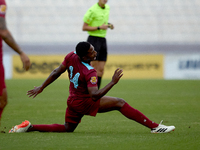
[69,66,80,89]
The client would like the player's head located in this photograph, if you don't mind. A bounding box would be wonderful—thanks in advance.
[76,41,97,62]
[76,41,91,58]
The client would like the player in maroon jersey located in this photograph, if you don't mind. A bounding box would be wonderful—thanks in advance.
[9,42,175,133]
[0,0,31,122]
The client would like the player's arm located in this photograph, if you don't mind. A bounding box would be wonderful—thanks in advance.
[82,22,108,31]
[0,17,30,71]
[27,64,67,98]
[88,68,123,101]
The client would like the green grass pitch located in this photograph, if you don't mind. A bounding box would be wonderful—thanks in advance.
[0,79,200,150]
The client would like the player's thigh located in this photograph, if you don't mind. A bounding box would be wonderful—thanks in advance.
[98,96,126,112]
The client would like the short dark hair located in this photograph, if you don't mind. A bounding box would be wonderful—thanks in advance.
[76,41,91,58]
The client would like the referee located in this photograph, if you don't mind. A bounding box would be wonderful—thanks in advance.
[82,0,114,89]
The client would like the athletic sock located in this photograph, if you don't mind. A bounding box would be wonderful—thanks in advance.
[28,124,66,132]
[120,103,158,129]
[97,76,102,89]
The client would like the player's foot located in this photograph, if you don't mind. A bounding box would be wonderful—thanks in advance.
[151,120,175,133]
[9,120,31,133]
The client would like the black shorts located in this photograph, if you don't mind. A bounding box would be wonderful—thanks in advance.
[87,36,107,61]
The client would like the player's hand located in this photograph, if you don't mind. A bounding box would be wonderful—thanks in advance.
[20,52,31,71]
[108,23,114,29]
[112,68,123,84]
[27,86,43,98]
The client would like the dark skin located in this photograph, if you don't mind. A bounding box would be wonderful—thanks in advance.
[0,17,30,70]
[0,16,30,123]
[27,44,125,132]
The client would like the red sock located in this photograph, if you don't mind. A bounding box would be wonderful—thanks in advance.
[28,124,66,132]
[0,108,3,119]
[120,103,158,129]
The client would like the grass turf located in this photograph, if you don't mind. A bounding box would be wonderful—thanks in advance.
[0,79,200,150]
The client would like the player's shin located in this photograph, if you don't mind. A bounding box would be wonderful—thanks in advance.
[119,103,158,129]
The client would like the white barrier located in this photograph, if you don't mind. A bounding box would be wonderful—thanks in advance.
[3,54,12,79]
[164,55,200,79]
[3,54,200,80]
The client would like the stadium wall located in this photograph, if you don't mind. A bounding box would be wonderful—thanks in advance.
[3,0,200,80]
[5,0,200,44]
[3,53,200,80]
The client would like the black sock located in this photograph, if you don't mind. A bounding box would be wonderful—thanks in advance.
[97,76,102,89]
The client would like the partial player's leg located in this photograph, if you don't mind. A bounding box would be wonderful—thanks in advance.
[98,96,175,133]
[0,88,7,120]
[98,96,159,129]
[98,96,125,112]
[9,120,79,133]
[0,64,7,121]
[27,122,79,132]
[26,107,83,132]
[9,107,82,133]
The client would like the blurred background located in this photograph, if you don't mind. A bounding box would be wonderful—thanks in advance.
[3,0,200,79]
[3,0,200,54]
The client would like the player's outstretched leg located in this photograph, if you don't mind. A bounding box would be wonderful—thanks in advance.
[9,121,79,133]
[119,102,159,128]
[27,122,78,132]
[9,120,31,133]
[119,103,175,133]
[151,120,175,133]
[99,96,175,133]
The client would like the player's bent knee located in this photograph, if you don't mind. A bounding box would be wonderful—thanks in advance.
[64,122,78,132]
[116,98,126,107]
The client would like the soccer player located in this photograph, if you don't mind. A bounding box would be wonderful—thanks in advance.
[0,0,31,122]
[9,42,175,133]
[82,0,114,89]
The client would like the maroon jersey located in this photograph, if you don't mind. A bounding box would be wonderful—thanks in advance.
[62,51,98,98]
[0,0,6,95]
[62,51,99,120]
[0,0,6,63]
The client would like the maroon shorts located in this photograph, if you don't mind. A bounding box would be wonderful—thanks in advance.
[65,97,100,124]
[0,64,6,96]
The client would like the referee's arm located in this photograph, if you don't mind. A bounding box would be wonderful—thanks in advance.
[82,22,108,31]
